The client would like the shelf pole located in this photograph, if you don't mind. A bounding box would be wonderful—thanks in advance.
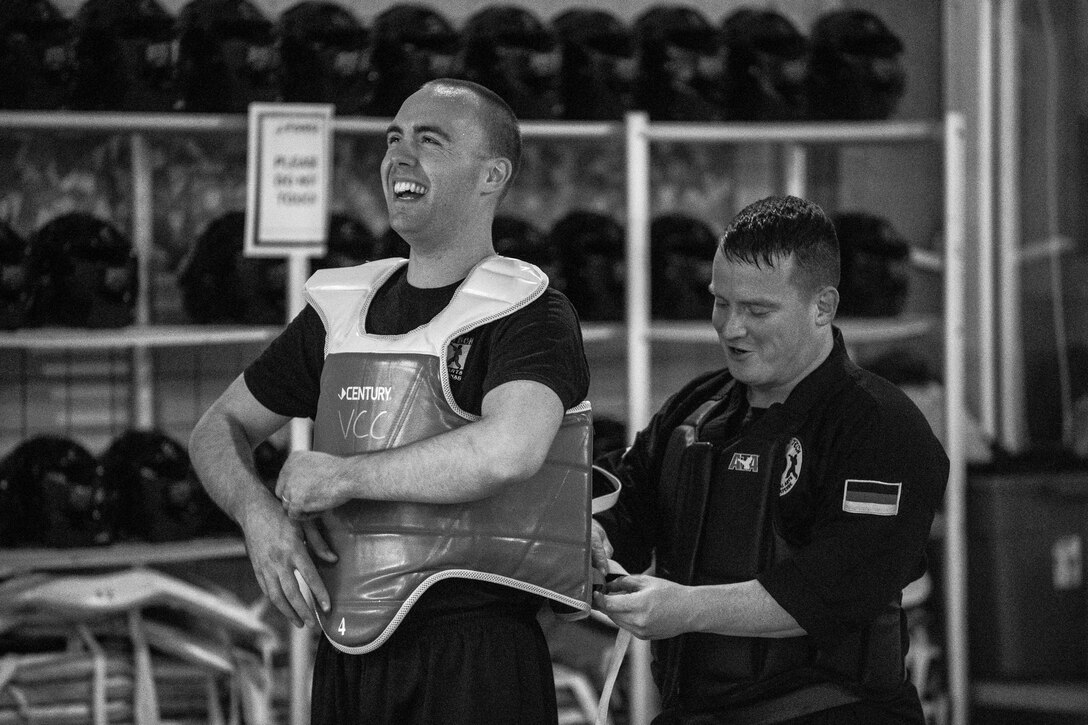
[943,111,970,725]
[130,132,155,430]
[978,0,998,441]
[624,111,653,434]
[782,143,807,199]
[623,110,656,725]
[286,252,314,725]
[286,253,314,460]
[997,0,1025,451]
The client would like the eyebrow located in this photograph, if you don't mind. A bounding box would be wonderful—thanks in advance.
[385,123,453,143]
[708,286,780,307]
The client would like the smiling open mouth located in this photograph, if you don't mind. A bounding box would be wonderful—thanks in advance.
[393,181,427,200]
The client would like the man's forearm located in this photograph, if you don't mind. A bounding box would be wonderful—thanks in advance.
[282,415,544,516]
[190,411,279,528]
[689,580,807,638]
[335,419,531,503]
[277,379,566,513]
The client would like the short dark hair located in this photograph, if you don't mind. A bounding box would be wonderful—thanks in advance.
[425,78,522,192]
[719,195,840,293]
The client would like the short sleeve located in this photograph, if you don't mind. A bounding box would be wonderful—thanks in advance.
[243,305,326,419]
[481,288,590,411]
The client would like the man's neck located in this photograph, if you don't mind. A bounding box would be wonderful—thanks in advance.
[403,229,494,288]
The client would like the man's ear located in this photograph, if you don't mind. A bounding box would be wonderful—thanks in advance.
[481,157,513,196]
[815,285,839,326]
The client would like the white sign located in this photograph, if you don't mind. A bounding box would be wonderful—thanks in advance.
[245,103,333,257]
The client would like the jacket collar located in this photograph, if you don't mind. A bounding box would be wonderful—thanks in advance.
[736,326,855,435]
[781,326,855,413]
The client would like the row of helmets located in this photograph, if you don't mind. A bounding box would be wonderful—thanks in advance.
[0,0,906,121]
[488,210,912,320]
[0,430,286,548]
[0,421,637,549]
[0,208,912,330]
[0,210,393,329]
[177,210,721,326]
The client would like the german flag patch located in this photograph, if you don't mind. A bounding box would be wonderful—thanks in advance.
[842,479,901,516]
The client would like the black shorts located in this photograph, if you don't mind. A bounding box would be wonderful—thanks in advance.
[310,609,559,725]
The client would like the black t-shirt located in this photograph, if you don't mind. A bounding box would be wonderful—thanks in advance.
[244,263,590,621]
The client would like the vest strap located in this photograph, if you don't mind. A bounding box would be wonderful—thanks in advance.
[594,559,632,725]
[592,465,622,515]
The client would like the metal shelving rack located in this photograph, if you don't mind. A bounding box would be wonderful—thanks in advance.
[0,538,249,580]
[0,325,283,350]
[0,109,968,725]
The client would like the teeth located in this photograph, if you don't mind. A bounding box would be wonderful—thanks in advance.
[393,181,427,196]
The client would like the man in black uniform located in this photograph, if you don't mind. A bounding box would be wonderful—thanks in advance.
[592,195,948,724]
[190,79,589,724]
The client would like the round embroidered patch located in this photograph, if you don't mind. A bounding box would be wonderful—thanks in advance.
[780,437,803,496]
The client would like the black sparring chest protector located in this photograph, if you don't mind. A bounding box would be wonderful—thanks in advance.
[304,255,596,654]
[653,382,904,717]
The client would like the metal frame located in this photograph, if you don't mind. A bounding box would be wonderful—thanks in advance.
[943,112,970,725]
[997,0,1026,451]
[978,0,999,443]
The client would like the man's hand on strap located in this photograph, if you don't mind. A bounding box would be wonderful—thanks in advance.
[590,519,616,589]
[593,573,693,641]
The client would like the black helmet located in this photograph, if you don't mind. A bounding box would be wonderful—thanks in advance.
[720,9,807,121]
[0,222,33,330]
[70,0,180,111]
[27,212,137,328]
[363,4,459,118]
[186,439,283,536]
[0,435,116,547]
[634,5,724,121]
[0,0,76,109]
[460,5,562,120]
[178,211,285,325]
[253,440,288,489]
[191,440,276,536]
[279,1,372,115]
[311,213,380,272]
[650,213,718,320]
[101,429,216,542]
[550,210,625,322]
[177,0,280,112]
[832,211,911,317]
[808,9,905,120]
[552,9,636,121]
[0,444,18,545]
[492,215,562,290]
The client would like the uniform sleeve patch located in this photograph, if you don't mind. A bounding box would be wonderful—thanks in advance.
[842,479,901,516]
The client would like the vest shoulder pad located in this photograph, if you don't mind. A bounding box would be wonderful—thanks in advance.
[306,258,405,293]
[478,254,548,288]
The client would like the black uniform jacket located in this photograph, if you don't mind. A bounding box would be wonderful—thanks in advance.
[595,327,949,711]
